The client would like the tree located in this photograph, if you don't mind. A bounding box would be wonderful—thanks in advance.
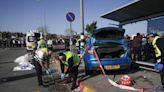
[85,21,97,34]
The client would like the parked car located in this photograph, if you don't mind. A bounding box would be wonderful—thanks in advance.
[83,27,132,75]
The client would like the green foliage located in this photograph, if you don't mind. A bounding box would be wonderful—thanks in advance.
[85,21,97,34]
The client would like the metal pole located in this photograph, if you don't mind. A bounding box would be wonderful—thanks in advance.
[80,0,84,34]
[70,22,72,51]
[44,9,47,37]
[80,0,85,53]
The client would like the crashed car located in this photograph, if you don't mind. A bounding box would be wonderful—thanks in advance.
[83,27,132,75]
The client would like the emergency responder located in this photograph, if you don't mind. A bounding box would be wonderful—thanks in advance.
[58,51,80,90]
[47,38,53,50]
[31,38,43,86]
[147,33,164,91]
[75,36,81,54]
[31,38,38,66]
[36,36,50,73]
[33,47,52,86]
[37,36,47,49]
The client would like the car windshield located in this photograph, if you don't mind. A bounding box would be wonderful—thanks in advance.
[95,29,124,40]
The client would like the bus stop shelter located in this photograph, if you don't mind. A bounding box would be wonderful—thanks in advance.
[101,0,164,26]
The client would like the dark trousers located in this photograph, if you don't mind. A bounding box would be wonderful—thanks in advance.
[133,47,141,61]
[68,66,79,88]
[33,59,43,85]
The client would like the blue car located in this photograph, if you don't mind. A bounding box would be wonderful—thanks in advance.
[83,27,132,75]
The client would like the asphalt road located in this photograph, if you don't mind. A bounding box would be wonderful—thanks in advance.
[0,46,162,92]
[0,48,48,92]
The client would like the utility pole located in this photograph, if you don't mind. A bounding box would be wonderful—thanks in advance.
[43,8,47,37]
[80,0,85,52]
[80,0,84,35]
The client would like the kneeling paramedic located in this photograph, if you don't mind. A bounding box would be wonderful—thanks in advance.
[33,48,52,86]
[58,51,80,90]
[147,33,164,90]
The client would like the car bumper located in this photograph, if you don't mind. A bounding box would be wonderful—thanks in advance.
[85,57,131,70]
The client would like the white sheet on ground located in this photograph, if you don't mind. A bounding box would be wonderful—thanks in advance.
[13,54,34,71]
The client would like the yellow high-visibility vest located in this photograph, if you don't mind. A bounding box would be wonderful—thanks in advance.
[152,36,161,59]
[39,39,47,48]
[62,51,80,67]
[36,48,48,60]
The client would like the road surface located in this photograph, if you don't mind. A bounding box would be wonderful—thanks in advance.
[0,46,162,92]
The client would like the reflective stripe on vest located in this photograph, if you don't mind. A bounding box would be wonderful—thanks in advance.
[63,51,80,67]
[152,36,161,59]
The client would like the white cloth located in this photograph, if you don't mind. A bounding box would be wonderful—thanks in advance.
[13,54,34,71]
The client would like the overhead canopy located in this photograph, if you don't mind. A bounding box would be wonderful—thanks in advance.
[101,0,164,25]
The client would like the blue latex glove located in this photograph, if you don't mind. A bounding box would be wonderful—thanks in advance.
[155,63,163,72]
[60,73,65,80]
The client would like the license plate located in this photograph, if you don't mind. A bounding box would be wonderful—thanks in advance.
[105,65,120,70]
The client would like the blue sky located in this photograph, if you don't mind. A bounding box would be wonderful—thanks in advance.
[0,0,147,36]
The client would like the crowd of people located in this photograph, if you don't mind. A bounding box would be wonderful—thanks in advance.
[125,33,157,62]
[0,38,26,48]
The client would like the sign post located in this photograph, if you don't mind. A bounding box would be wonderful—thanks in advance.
[66,12,75,51]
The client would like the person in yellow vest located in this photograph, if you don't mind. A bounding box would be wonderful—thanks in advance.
[37,36,47,49]
[58,51,80,90]
[31,38,38,64]
[147,33,164,91]
[33,47,52,86]
[76,38,81,54]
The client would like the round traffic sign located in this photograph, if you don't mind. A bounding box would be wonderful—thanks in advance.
[66,12,75,22]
